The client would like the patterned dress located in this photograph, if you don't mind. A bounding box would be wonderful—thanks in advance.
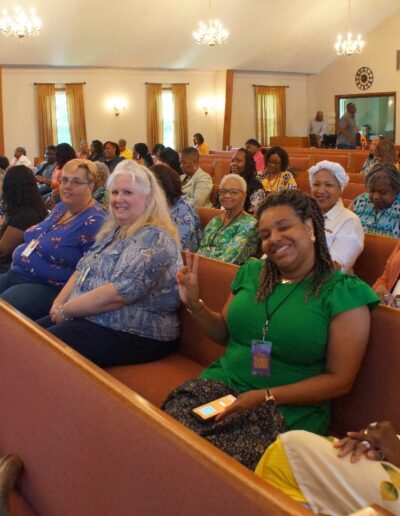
[353,192,400,238]
[197,213,259,264]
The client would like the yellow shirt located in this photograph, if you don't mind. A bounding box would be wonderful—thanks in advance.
[197,143,209,154]
[261,171,297,192]
[120,149,133,159]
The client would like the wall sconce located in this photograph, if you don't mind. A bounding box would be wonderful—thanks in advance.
[107,97,127,117]
[198,96,214,117]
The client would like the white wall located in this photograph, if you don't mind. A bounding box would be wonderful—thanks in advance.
[307,10,400,142]
[3,67,221,159]
[230,71,309,147]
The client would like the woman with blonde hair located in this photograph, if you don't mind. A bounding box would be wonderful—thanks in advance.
[37,160,182,367]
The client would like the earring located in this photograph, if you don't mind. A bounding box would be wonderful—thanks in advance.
[310,234,316,243]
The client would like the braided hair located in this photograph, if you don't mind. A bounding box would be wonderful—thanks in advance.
[256,189,334,301]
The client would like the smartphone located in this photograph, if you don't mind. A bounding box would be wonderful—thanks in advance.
[192,394,236,420]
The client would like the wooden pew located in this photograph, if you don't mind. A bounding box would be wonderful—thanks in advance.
[0,297,309,516]
[196,206,223,228]
[354,234,398,286]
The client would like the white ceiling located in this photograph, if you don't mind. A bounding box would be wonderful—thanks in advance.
[0,0,399,73]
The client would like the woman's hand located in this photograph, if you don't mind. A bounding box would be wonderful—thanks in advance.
[49,301,61,322]
[334,421,400,466]
[215,390,265,422]
[176,250,200,310]
[374,286,396,307]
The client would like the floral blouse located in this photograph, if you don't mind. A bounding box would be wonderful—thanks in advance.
[170,196,202,252]
[70,226,182,341]
[262,171,297,193]
[353,192,400,238]
[198,213,259,265]
[12,202,106,288]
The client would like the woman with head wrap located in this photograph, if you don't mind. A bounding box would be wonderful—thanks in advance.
[309,160,364,273]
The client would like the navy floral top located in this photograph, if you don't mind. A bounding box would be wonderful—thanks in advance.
[170,196,202,252]
[70,225,182,341]
[12,202,106,288]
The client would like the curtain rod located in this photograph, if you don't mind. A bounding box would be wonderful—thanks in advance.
[34,82,86,85]
[145,82,190,84]
[252,84,289,88]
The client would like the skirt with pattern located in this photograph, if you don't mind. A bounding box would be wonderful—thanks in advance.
[162,378,287,470]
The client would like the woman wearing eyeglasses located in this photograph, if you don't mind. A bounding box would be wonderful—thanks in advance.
[198,174,259,265]
[0,159,105,320]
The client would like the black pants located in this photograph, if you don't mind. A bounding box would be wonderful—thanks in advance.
[37,316,177,368]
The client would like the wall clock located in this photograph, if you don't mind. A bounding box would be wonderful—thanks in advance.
[355,67,373,90]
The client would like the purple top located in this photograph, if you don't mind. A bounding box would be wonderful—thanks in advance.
[12,202,106,289]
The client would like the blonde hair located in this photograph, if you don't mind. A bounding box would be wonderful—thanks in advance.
[63,158,98,184]
[96,159,180,245]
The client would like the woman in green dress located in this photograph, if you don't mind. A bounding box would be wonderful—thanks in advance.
[163,189,379,470]
[197,173,259,265]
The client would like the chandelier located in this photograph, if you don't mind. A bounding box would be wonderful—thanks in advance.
[334,0,364,55]
[193,1,228,46]
[193,19,229,46]
[0,7,42,38]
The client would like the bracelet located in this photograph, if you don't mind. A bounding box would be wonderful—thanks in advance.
[186,299,205,314]
[264,389,276,404]
[58,304,73,321]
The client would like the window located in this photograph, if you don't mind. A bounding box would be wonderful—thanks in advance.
[55,90,72,145]
[162,89,174,148]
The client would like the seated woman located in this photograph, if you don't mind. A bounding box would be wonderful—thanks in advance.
[92,161,110,209]
[375,140,399,168]
[151,163,202,252]
[193,133,209,154]
[163,189,378,470]
[360,136,380,176]
[371,240,400,306]
[158,147,181,174]
[0,166,47,273]
[47,143,77,207]
[261,146,297,193]
[256,421,400,515]
[37,160,182,368]
[309,160,364,272]
[151,143,165,163]
[198,174,258,265]
[229,148,265,213]
[245,138,265,173]
[0,159,105,320]
[352,162,400,238]
[133,143,154,168]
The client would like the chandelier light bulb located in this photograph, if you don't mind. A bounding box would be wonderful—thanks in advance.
[0,6,42,38]
[334,32,364,55]
[193,19,229,46]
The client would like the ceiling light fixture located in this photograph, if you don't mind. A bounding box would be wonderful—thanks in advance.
[334,0,364,56]
[0,6,42,38]
[193,0,229,46]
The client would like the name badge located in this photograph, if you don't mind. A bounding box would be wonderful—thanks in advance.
[21,239,39,258]
[251,340,272,376]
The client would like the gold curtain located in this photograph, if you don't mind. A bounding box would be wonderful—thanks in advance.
[146,83,163,151]
[172,83,188,152]
[65,83,87,152]
[254,86,286,145]
[36,84,57,157]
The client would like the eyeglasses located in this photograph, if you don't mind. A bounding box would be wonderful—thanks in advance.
[60,177,92,186]
[219,188,243,196]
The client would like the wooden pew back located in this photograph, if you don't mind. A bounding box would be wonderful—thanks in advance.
[0,300,309,516]
[354,234,398,286]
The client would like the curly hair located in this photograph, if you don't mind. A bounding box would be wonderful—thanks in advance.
[3,166,47,219]
[256,189,333,301]
[264,146,289,171]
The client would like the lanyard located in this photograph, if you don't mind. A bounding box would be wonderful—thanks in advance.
[36,200,93,242]
[262,275,308,340]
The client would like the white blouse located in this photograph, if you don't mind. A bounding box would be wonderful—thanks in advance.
[324,199,364,273]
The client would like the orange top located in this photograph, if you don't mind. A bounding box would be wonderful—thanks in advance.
[372,240,400,292]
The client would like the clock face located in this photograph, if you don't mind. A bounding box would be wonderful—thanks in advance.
[355,67,373,90]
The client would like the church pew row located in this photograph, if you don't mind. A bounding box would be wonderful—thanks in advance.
[0,297,310,516]
[2,253,400,514]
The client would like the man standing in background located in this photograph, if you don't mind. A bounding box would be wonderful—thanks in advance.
[337,103,358,150]
[307,111,327,147]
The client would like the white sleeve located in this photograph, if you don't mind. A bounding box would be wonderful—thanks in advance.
[328,215,364,272]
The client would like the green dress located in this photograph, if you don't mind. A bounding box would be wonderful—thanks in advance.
[197,213,259,265]
[200,259,380,435]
